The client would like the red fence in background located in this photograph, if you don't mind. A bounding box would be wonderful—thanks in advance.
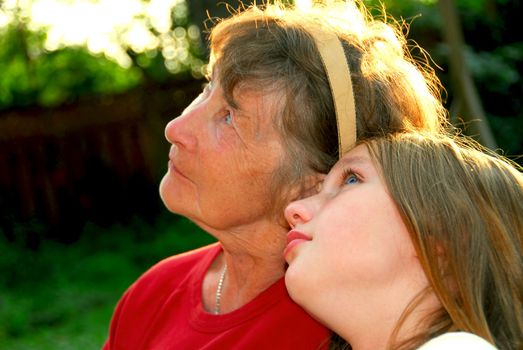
[0,79,203,240]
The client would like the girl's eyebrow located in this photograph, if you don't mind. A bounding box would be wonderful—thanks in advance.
[338,155,369,168]
[323,154,370,185]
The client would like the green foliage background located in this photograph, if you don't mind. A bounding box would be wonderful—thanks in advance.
[369,0,523,158]
[1,0,521,155]
[0,214,215,349]
[0,0,205,110]
[0,25,142,109]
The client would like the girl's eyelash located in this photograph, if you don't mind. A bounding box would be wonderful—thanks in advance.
[340,168,360,184]
[340,168,352,182]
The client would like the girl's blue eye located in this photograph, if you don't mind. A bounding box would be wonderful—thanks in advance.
[225,113,233,125]
[345,174,359,185]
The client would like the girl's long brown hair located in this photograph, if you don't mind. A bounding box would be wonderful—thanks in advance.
[362,132,523,350]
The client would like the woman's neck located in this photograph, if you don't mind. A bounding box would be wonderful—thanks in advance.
[202,219,288,313]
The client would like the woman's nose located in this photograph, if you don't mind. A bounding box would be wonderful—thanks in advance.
[284,198,315,229]
[164,112,198,151]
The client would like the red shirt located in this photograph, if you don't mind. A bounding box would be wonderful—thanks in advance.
[103,243,331,349]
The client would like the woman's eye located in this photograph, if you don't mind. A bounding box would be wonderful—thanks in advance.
[224,113,233,125]
[344,173,359,185]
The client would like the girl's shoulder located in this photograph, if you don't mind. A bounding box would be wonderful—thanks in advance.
[417,332,497,350]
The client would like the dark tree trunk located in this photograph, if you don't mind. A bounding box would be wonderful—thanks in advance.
[437,0,497,149]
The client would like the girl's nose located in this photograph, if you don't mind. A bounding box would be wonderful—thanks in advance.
[284,197,316,229]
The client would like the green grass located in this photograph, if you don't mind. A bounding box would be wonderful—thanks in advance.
[0,213,216,350]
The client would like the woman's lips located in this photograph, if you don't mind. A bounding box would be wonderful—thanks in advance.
[168,159,190,181]
[167,147,186,177]
[284,230,312,259]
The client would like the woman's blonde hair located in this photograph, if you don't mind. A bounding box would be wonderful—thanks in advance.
[363,132,523,350]
[207,1,448,215]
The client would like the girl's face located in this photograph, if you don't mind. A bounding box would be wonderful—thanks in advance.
[283,145,429,331]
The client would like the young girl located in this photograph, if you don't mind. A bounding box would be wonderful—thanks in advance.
[284,132,523,350]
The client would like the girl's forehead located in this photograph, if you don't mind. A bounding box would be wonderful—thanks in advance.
[336,145,370,167]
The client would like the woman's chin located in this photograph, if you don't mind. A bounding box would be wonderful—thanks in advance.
[159,175,185,214]
[159,175,172,206]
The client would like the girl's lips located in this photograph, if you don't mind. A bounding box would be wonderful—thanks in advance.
[284,230,312,259]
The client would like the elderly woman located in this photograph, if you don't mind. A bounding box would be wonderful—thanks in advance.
[284,132,523,350]
[103,1,447,348]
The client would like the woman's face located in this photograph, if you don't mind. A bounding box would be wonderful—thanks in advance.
[160,79,284,231]
[283,145,428,328]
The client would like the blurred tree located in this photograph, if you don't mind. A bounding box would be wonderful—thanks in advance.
[120,1,207,83]
[437,0,497,149]
[0,0,521,156]
[367,0,522,157]
[0,0,206,111]
[187,0,265,58]
[0,19,142,109]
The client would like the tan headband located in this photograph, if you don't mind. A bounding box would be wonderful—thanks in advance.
[309,29,357,157]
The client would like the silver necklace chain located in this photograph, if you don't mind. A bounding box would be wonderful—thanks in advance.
[214,262,227,315]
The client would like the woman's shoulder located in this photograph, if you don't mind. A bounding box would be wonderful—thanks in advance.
[417,332,497,350]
